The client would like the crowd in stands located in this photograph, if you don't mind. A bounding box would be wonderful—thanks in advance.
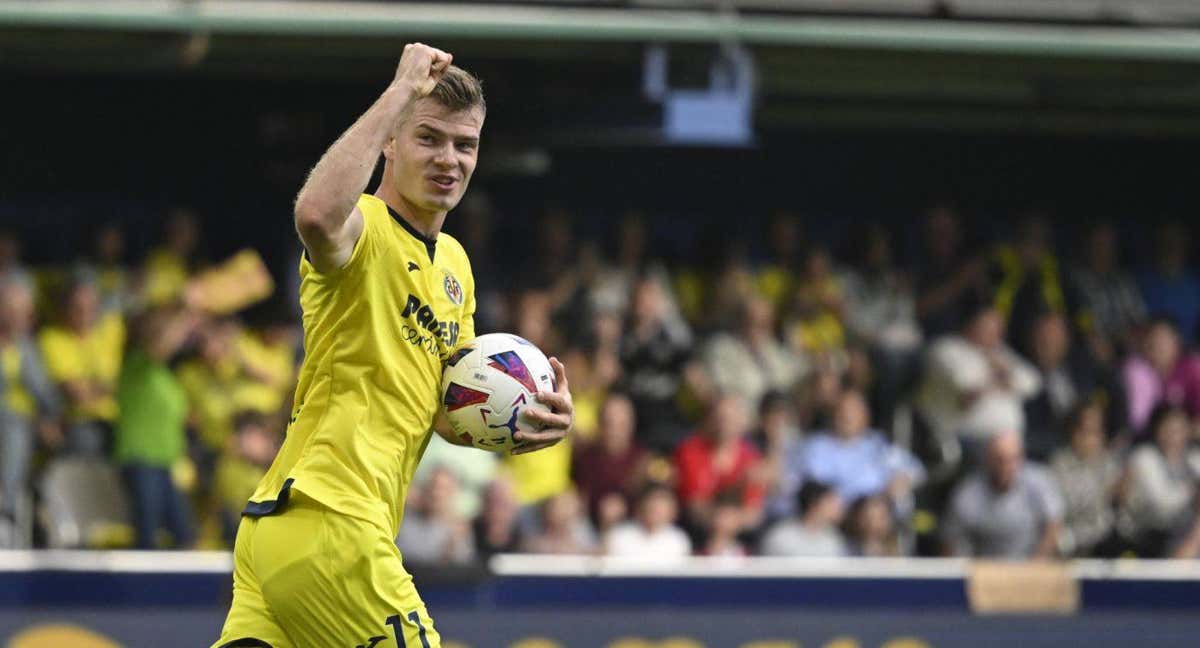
[2,198,1200,566]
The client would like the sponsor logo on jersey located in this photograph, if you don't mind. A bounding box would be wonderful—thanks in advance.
[401,293,461,356]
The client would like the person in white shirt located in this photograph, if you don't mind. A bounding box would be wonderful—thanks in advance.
[703,295,806,418]
[941,430,1064,559]
[918,304,1041,449]
[1118,404,1200,556]
[603,483,692,558]
[760,481,848,557]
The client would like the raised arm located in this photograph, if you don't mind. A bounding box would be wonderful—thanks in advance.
[293,43,452,273]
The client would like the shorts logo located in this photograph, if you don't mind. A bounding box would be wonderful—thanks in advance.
[444,273,463,306]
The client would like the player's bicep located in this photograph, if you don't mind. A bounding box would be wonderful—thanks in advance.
[295,205,365,274]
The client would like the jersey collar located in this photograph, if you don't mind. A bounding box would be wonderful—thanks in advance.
[385,203,438,263]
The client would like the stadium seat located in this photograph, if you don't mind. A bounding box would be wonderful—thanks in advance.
[37,458,134,549]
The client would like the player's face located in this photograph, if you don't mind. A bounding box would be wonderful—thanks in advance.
[387,99,483,215]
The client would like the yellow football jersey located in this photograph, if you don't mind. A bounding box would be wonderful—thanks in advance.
[244,194,476,538]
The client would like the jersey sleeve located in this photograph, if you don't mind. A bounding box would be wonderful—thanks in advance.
[298,194,383,281]
[454,240,477,348]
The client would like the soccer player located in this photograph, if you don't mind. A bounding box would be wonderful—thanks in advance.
[212,43,575,648]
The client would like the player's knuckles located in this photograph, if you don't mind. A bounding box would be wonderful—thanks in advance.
[536,393,566,407]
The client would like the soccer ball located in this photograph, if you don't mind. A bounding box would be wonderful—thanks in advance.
[440,333,556,453]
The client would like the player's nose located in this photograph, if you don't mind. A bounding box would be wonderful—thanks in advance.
[432,142,456,168]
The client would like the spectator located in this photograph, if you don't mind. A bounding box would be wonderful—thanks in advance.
[840,221,922,424]
[700,237,757,333]
[413,433,497,521]
[572,392,649,527]
[39,270,126,455]
[619,275,697,453]
[917,304,1041,449]
[213,411,279,546]
[142,208,200,307]
[555,346,602,442]
[755,211,804,312]
[915,202,991,337]
[799,389,925,516]
[698,495,748,558]
[603,483,692,558]
[1049,401,1121,557]
[786,246,847,358]
[760,481,847,557]
[588,211,653,318]
[843,494,902,557]
[755,391,805,522]
[1023,312,1105,461]
[87,222,132,315]
[473,476,523,561]
[396,466,475,565]
[674,394,765,533]
[703,294,806,418]
[177,317,284,492]
[522,489,597,555]
[176,318,242,459]
[503,429,573,513]
[942,430,1064,559]
[1138,221,1200,343]
[796,364,841,432]
[1121,318,1200,435]
[1116,404,1200,557]
[114,306,199,549]
[1071,221,1146,363]
[233,318,298,418]
[593,492,630,541]
[989,212,1069,355]
[0,230,24,279]
[0,275,61,548]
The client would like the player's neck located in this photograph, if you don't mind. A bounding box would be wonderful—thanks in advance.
[375,187,446,240]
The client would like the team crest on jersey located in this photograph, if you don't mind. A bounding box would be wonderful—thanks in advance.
[443,272,464,306]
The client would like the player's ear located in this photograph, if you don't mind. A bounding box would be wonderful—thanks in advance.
[382,137,397,160]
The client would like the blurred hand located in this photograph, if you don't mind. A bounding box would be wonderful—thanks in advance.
[512,357,573,455]
[393,43,453,97]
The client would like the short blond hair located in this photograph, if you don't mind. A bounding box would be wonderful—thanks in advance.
[430,65,486,115]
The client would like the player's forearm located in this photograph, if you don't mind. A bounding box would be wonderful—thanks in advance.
[293,83,416,232]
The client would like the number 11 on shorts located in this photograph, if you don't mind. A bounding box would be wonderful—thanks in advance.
[385,611,431,648]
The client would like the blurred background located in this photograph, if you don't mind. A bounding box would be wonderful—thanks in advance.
[3,0,1200,646]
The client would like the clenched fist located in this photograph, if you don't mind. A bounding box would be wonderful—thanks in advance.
[393,42,453,97]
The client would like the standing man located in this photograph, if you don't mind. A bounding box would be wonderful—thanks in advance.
[213,44,574,648]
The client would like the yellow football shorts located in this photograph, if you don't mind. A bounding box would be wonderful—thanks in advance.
[212,488,441,648]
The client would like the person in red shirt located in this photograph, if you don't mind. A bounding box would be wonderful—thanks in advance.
[572,392,649,529]
[674,394,765,534]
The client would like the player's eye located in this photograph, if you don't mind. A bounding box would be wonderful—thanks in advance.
[456,142,476,152]
[417,134,436,144]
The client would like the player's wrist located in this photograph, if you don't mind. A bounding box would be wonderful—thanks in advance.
[383,80,419,107]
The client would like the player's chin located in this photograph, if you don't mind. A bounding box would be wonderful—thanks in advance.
[423,191,462,212]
